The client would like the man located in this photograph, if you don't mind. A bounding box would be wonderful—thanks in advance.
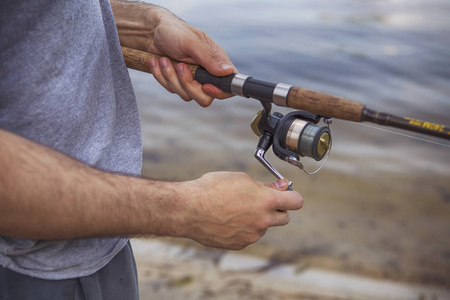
[0,0,303,298]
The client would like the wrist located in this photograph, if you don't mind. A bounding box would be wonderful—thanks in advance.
[161,178,208,239]
[111,1,172,51]
[129,178,198,239]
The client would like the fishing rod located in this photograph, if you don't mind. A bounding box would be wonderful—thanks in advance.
[122,46,450,185]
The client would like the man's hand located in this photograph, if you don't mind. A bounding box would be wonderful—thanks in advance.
[176,172,304,250]
[148,17,236,107]
[111,1,237,107]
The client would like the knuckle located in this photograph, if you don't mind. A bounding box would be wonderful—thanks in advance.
[258,216,273,230]
[292,194,304,210]
[177,72,192,87]
[236,172,252,181]
[181,95,193,102]
[264,194,279,210]
[298,197,304,209]
[282,212,291,225]
[160,65,172,76]
[245,232,263,245]
[195,96,213,108]
[212,90,233,100]
[197,101,211,108]
[231,245,244,251]
[248,234,261,244]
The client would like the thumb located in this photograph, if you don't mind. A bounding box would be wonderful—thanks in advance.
[263,178,290,191]
[198,50,235,77]
[188,40,236,77]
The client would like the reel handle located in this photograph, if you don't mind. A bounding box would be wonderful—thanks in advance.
[255,133,293,191]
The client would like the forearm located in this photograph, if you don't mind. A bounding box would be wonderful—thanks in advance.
[0,129,185,240]
[0,129,303,250]
[110,0,173,52]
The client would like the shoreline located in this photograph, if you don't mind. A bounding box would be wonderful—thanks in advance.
[132,238,450,300]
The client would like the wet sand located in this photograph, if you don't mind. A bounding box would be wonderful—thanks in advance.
[132,238,450,299]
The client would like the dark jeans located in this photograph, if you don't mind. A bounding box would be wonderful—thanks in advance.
[0,241,139,300]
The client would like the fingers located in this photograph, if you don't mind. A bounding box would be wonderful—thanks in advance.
[149,29,237,105]
[263,179,304,212]
[263,188,302,227]
[263,178,291,191]
[149,58,191,101]
[271,211,291,227]
[176,63,215,107]
[261,178,303,227]
[150,57,216,107]
[273,189,304,212]
[201,85,233,100]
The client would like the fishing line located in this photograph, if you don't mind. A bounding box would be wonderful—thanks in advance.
[354,122,450,148]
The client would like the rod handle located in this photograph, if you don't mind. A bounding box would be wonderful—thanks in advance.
[122,46,234,92]
[121,46,199,75]
[194,67,234,93]
[287,87,365,122]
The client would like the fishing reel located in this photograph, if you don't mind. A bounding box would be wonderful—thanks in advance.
[251,102,332,188]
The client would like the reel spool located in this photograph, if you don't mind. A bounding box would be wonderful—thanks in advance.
[251,107,332,187]
[273,111,331,162]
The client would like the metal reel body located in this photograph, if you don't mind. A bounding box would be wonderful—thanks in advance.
[252,103,332,184]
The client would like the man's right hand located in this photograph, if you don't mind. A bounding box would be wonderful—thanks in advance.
[111,1,237,107]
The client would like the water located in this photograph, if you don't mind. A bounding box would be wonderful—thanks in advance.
[130,0,450,287]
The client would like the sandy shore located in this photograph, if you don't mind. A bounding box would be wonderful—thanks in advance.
[132,239,450,300]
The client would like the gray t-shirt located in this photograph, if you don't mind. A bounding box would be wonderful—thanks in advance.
[0,0,142,279]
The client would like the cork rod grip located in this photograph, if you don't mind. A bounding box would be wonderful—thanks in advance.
[121,46,199,75]
[288,87,365,122]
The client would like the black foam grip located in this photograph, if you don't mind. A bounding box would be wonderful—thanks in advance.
[194,67,234,93]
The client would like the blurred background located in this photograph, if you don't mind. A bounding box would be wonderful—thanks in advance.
[128,0,450,298]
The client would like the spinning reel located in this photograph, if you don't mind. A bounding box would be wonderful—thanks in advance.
[251,102,333,189]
